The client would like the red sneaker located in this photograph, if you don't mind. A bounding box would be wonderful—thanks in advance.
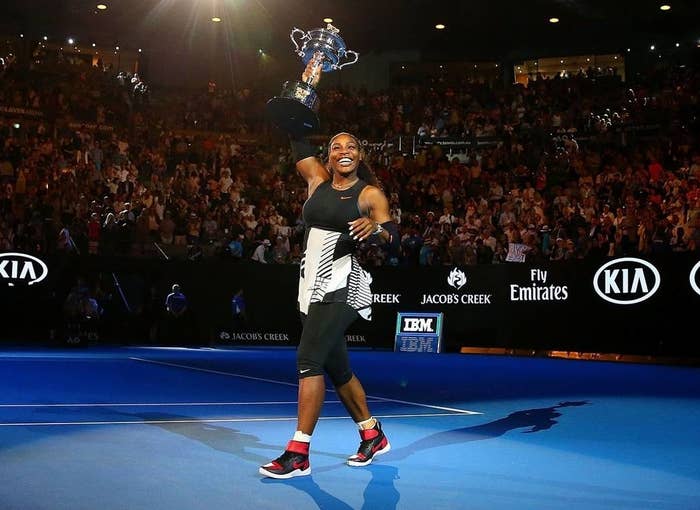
[259,440,311,479]
[347,421,391,467]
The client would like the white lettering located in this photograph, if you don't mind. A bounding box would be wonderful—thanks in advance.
[403,317,435,332]
[373,293,401,304]
[400,337,436,352]
[0,253,49,286]
[263,333,289,342]
[630,268,649,293]
[593,257,661,305]
[232,332,262,341]
[604,269,620,293]
[18,262,37,281]
[530,269,548,283]
[420,293,492,305]
[604,268,649,294]
[460,294,492,304]
[227,332,290,342]
[510,284,569,301]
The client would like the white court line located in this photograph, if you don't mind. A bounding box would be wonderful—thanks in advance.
[0,401,349,408]
[130,357,302,387]
[360,394,481,414]
[0,413,465,427]
[129,357,482,416]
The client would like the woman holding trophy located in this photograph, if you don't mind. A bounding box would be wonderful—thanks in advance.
[260,26,400,479]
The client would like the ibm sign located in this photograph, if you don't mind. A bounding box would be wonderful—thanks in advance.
[394,312,444,353]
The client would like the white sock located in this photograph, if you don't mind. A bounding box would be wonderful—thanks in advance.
[292,430,312,443]
[356,417,376,430]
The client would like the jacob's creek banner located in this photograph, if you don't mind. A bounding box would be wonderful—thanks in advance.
[1,252,699,356]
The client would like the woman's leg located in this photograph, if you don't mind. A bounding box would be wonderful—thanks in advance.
[324,305,391,466]
[260,302,356,478]
[297,374,325,434]
[295,302,356,432]
[334,374,371,423]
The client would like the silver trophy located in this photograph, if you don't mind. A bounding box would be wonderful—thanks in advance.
[267,24,359,136]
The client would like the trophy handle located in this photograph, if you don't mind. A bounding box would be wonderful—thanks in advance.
[335,50,359,70]
[290,28,309,58]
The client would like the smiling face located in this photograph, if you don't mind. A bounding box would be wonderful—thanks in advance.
[328,133,361,177]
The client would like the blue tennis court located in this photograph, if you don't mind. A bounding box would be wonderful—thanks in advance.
[0,346,698,510]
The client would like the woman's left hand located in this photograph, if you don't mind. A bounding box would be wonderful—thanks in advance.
[348,218,377,241]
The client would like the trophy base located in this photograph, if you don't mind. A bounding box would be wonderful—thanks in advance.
[266,81,320,137]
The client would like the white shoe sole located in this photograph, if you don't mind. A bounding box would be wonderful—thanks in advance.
[347,441,391,467]
[259,466,311,479]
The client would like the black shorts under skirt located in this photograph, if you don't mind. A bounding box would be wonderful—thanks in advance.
[297,302,358,386]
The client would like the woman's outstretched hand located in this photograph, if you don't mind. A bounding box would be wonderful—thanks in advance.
[302,58,322,88]
[348,218,378,241]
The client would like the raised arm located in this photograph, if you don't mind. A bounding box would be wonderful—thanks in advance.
[290,59,328,194]
[290,136,329,193]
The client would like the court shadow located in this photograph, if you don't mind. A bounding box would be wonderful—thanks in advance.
[113,410,347,464]
[261,476,353,510]
[114,410,280,464]
[261,464,401,510]
[359,464,401,510]
[388,401,590,461]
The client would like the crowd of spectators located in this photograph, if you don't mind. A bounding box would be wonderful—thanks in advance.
[1,51,699,267]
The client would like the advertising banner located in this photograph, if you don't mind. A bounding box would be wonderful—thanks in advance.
[1,252,699,356]
[394,312,444,353]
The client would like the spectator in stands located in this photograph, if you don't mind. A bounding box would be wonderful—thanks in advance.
[251,238,271,263]
[271,235,290,264]
[1,46,698,271]
[57,224,76,253]
[87,212,101,255]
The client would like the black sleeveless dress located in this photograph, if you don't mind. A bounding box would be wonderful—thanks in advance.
[298,179,373,320]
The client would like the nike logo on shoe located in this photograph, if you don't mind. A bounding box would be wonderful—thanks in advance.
[372,439,388,453]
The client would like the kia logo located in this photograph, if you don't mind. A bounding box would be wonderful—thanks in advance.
[0,252,49,287]
[690,260,700,297]
[593,257,660,305]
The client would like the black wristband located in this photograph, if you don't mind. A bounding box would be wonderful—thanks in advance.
[380,221,400,254]
[289,136,318,163]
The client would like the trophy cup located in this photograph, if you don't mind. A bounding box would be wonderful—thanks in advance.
[267,24,359,136]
